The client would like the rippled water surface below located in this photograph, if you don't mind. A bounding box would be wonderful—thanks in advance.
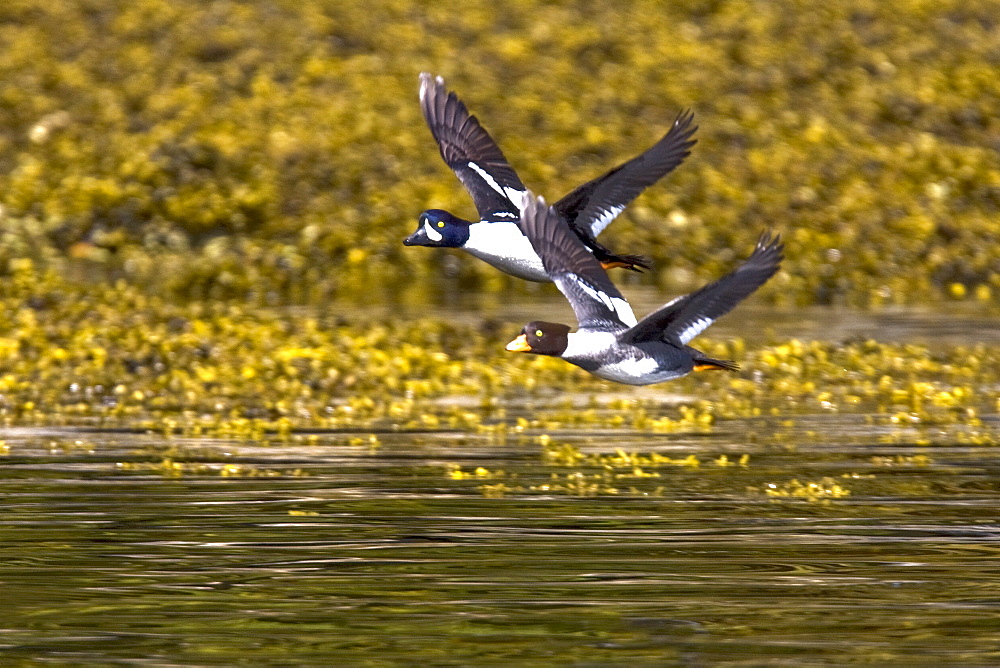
[4,308,1000,665]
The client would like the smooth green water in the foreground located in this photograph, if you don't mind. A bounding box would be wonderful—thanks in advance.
[3,411,1000,665]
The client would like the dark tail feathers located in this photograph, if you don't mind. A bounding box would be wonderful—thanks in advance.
[599,251,652,273]
[693,357,740,372]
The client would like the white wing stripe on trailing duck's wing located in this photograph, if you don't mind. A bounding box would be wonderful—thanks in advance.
[574,277,637,327]
[676,316,714,344]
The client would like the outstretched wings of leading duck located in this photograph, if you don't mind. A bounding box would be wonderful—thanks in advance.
[404,73,697,283]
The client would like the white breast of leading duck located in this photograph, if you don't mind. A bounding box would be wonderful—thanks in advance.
[464,222,548,282]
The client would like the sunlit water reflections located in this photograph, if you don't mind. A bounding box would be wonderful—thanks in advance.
[4,305,1000,663]
[3,402,1000,664]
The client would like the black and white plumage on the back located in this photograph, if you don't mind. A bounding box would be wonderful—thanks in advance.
[506,193,783,385]
[404,73,697,282]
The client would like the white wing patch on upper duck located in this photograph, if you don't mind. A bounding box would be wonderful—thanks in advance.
[467,161,504,196]
[588,204,627,238]
[467,162,525,210]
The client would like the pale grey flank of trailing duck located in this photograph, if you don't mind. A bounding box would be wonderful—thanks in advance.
[505,192,783,385]
[404,72,697,282]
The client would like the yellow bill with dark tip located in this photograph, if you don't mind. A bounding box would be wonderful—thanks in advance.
[505,334,532,352]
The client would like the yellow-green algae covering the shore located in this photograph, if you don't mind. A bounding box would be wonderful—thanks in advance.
[1,1,999,499]
[1,263,997,442]
[0,0,999,306]
[1,263,997,501]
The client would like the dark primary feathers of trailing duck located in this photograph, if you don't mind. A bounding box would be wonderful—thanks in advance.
[620,230,784,347]
[404,72,696,282]
[506,192,783,385]
[516,188,637,331]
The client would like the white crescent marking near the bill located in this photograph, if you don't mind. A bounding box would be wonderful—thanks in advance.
[423,220,443,242]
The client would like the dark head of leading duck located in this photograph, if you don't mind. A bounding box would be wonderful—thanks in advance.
[505,321,571,356]
[403,210,471,248]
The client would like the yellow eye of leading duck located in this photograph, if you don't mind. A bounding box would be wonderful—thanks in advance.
[436,221,445,228]
[534,329,543,337]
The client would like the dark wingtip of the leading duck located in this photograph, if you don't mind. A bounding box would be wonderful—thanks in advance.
[418,72,446,102]
[672,108,698,142]
[751,230,785,267]
[756,229,783,251]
